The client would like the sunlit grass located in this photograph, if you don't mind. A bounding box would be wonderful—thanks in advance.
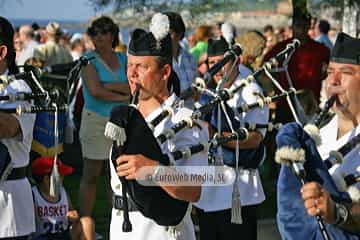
[64,174,112,239]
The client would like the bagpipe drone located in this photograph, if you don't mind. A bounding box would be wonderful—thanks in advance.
[104,36,303,231]
[0,56,92,197]
[275,95,360,240]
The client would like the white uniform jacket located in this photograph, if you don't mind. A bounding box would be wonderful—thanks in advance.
[195,74,269,212]
[109,94,209,240]
[0,70,36,237]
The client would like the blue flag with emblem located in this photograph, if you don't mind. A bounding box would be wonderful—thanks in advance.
[31,112,65,157]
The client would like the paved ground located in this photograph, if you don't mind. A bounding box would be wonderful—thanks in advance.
[258,219,281,240]
[194,218,281,240]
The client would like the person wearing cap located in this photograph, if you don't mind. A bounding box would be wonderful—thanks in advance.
[299,32,360,237]
[194,36,269,240]
[163,12,198,107]
[31,156,95,240]
[110,13,208,240]
[33,21,72,67]
[0,16,36,240]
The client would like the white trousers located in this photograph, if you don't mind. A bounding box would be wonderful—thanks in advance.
[109,209,196,240]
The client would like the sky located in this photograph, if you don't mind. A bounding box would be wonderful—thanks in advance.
[0,0,113,21]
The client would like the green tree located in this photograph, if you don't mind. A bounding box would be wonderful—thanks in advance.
[341,0,359,37]
[293,0,359,36]
[86,0,358,36]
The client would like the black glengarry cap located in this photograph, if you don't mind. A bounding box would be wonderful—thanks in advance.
[331,32,360,65]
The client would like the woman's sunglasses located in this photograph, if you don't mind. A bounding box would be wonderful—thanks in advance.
[88,28,111,37]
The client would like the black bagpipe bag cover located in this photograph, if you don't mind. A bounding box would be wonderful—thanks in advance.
[109,104,189,226]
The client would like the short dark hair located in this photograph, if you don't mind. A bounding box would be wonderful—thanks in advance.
[164,12,186,40]
[318,19,330,34]
[87,16,119,48]
[0,16,18,74]
[154,55,172,69]
[215,22,223,29]
[263,24,274,33]
[153,56,180,96]
[32,22,40,31]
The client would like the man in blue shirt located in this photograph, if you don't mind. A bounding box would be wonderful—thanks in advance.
[315,19,333,50]
[164,12,198,108]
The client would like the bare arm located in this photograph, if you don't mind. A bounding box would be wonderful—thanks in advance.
[103,82,130,95]
[81,64,129,102]
[301,182,360,234]
[66,192,80,223]
[67,192,75,211]
[221,130,263,149]
[0,113,21,138]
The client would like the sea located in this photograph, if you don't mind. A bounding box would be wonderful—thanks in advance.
[9,18,131,45]
[10,18,86,34]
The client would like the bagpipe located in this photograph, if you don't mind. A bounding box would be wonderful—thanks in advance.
[102,40,305,230]
[235,88,299,114]
[302,95,337,147]
[179,43,243,100]
[105,98,189,231]
[105,87,210,231]
[172,40,301,169]
[0,57,92,197]
[181,39,300,103]
[28,57,93,152]
[156,89,284,170]
[303,95,360,194]
[332,166,360,204]
[186,40,301,169]
[325,134,360,203]
[0,56,93,112]
[0,68,65,188]
[275,95,360,240]
[27,56,93,104]
[343,168,360,189]
[198,94,263,169]
[0,71,65,115]
[104,84,286,231]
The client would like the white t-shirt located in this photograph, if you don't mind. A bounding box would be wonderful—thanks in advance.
[318,115,360,190]
[16,40,39,66]
[0,70,36,237]
[32,186,70,237]
[195,75,269,212]
[109,94,209,240]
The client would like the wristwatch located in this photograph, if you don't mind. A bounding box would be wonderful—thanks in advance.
[334,202,349,226]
